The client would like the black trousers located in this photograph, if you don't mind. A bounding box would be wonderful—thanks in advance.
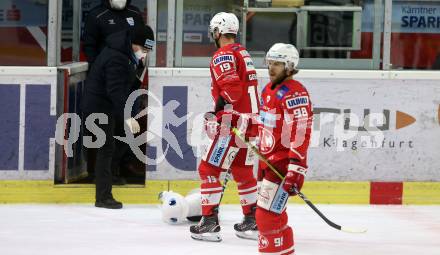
[111,120,129,177]
[95,115,116,201]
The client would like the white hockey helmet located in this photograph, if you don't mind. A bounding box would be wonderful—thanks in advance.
[265,43,300,71]
[159,191,189,224]
[209,12,239,35]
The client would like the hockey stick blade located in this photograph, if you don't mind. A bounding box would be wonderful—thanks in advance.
[340,227,368,234]
[295,189,368,234]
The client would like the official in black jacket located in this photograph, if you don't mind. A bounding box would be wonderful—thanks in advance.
[82,27,152,209]
[83,0,155,186]
[83,0,146,65]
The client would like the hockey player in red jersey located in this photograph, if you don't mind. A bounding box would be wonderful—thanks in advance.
[256,43,313,254]
[190,12,260,242]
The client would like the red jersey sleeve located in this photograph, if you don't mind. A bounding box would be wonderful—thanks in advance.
[280,85,313,166]
[210,51,242,103]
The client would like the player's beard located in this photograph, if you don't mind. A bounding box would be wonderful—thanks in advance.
[210,32,221,48]
[214,38,220,48]
[270,70,289,89]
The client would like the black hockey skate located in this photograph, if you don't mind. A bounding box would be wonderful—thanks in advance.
[234,214,258,240]
[190,214,221,242]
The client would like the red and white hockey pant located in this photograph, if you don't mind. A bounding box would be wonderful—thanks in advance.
[199,133,257,216]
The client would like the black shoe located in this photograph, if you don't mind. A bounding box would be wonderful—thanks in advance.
[95,198,123,209]
[234,213,258,240]
[190,215,221,242]
[112,176,127,186]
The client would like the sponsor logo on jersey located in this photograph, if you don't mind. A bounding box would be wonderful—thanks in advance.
[270,186,289,214]
[126,17,134,26]
[108,19,116,25]
[276,85,289,99]
[213,55,233,66]
[286,96,309,109]
[244,57,255,71]
[208,135,231,166]
[248,73,257,81]
[240,50,250,58]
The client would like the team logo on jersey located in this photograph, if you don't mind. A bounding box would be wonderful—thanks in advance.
[259,127,276,154]
[258,235,269,249]
[286,96,309,109]
[276,85,289,99]
[244,57,255,71]
[240,50,250,58]
[126,17,134,26]
[213,55,233,66]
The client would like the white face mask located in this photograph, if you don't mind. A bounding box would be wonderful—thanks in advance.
[134,50,147,65]
[109,0,127,10]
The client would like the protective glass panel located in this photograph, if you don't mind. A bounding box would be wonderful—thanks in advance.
[390,0,440,70]
[0,0,48,66]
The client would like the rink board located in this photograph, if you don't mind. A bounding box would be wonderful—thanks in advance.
[0,67,57,179]
[1,68,439,182]
[1,68,440,205]
[1,180,440,205]
[145,69,440,182]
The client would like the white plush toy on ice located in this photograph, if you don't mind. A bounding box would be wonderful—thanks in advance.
[159,189,202,224]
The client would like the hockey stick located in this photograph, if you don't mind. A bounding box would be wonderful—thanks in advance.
[219,167,233,204]
[212,167,232,215]
[232,128,367,234]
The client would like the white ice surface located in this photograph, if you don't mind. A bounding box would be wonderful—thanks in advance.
[0,204,439,255]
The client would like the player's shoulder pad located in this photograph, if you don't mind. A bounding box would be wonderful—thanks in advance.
[280,80,310,108]
[231,45,241,51]
[261,85,267,95]
[284,80,309,95]
[229,44,250,58]
[238,49,251,58]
